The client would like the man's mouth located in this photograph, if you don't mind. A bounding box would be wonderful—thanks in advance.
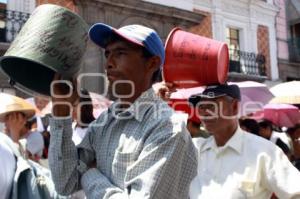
[106,72,119,82]
[107,75,117,82]
[201,118,217,126]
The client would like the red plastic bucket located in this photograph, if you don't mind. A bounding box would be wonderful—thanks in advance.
[163,28,229,88]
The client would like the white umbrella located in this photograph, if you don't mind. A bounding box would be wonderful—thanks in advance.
[270,81,300,104]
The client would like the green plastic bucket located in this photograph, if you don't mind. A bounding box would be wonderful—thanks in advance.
[0,4,89,96]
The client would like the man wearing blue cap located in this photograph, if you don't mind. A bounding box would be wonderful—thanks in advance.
[49,23,197,199]
[188,84,300,198]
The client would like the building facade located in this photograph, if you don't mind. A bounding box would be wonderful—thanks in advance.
[0,0,35,95]
[35,0,206,93]
[277,0,300,81]
[0,0,299,96]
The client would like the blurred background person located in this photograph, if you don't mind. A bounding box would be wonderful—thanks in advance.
[0,92,44,162]
[258,119,291,158]
[72,89,96,146]
[186,119,210,138]
[26,96,52,159]
[0,132,16,199]
[239,117,260,136]
[26,96,51,117]
[0,93,35,149]
[287,124,300,171]
[25,130,44,163]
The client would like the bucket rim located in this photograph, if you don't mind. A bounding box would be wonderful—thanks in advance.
[217,43,229,84]
[0,56,58,97]
[164,27,182,50]
[35,4,89,29]
[6,77,50,98]
[163,27,182,83]
[0,55,58,74]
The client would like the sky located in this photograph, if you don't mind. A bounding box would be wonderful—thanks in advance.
[0,0,6,3]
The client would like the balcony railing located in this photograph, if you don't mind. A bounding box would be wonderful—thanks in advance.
[0,9,30,43]
[229,48,266,76]
[288,37,300,63]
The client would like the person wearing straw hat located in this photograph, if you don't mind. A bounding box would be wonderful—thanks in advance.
[49,23,197,199]
[188,84,300,199]
[0,93,39,198]
[0,93,36,147]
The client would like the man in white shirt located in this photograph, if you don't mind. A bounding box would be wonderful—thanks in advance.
[0,133,16,199]
[188,84,300,199]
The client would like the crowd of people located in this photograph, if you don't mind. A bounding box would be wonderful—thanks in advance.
[0,22,300,199]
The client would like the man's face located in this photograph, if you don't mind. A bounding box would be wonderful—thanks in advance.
[4,112,27,135]
[196,96,238,133]
[34,97,49,111]
[104,40,152,100]
[258,126,272,139]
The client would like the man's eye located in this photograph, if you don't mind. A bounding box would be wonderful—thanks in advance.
[104,52,109,59]
[199,104,216,110]
[116,51,125,56]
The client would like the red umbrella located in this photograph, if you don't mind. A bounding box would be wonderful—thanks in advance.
[252,104,300,127]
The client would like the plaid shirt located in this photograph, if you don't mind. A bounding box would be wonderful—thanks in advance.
[49,88,197,199]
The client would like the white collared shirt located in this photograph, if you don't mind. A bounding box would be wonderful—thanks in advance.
[190,127,300,199]
[0,133,16,199]
[71,122,88,146]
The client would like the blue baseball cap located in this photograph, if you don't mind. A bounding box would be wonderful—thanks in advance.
[189,84,241,107]
[88,23,165,66]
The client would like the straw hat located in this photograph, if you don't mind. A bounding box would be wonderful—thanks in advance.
[0,93,36,122]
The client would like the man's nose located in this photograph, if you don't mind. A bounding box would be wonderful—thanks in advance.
[105,54,115,70]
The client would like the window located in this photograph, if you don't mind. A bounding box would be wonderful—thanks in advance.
[226,27,242,73]
[226,28,240,51]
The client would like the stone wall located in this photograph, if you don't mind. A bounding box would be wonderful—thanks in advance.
[188,10,212,38]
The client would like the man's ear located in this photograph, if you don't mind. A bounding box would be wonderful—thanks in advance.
[146,56,161,74]
[232,99,239,116]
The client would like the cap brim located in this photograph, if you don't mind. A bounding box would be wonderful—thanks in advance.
[88,23,144,48]
[188,93,226,107]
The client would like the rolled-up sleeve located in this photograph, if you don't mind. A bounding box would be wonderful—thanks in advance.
[48,118,95,195]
